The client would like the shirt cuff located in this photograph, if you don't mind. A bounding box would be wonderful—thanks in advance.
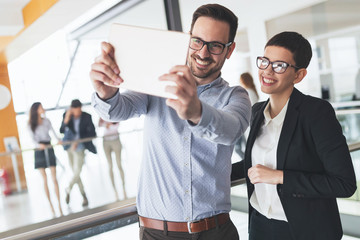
[91,92,120,120]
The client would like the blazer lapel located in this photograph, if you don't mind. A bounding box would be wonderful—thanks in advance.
[277,88,302,170]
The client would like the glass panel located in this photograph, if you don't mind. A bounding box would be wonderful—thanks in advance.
[349,149,360,202]
[3,0,166,235]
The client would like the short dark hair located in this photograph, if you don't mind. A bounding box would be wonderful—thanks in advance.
[190,4,238,43]
[265,31,312,69]
[71,99,82,108]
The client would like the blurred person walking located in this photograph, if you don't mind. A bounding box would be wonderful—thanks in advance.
[60,99,97,207]
[239,72,259,105]
[235,72,259,159]
[99,118,127,200]
[28,102,63,217]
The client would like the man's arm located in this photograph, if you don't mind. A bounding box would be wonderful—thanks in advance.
[159,65,201,124]
[59,111,69,133]
[189,87,251,145]
[91,42,150,122]
[159,65,251,145]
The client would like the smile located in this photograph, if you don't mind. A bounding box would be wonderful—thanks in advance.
[195,58,211,66]
[263,77,276,84]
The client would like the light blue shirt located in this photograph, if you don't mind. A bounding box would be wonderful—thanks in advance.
[92,76,251,222]
[72,117,85,151]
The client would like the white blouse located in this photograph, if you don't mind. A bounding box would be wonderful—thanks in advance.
[250,99,289,221]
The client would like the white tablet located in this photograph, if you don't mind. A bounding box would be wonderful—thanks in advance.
[108,23,190,99]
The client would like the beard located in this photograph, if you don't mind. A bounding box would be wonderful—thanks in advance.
[189,53,225,79]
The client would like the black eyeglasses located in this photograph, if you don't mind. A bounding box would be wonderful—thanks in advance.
[256,56,300,74]
[189,37,232,55]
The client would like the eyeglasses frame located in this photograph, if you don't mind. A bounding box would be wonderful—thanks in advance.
[189,37,233,55]
[256,56,300,74]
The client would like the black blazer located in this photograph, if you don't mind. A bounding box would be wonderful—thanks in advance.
[60,111,97,154]
[232,88,357,240]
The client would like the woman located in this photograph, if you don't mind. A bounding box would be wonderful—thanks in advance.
[235,72,260,159]
[232,31,356,240]
[239,72,259,106]
[99,118,127,200]
[28,102,63,217]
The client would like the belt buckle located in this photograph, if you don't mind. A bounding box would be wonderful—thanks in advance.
[187,220,202,234]
[187,221,193,234]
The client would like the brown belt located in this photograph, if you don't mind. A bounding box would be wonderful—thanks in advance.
[139,213,230,234]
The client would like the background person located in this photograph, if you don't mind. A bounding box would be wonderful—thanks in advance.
[60,99,97,207]
[239,72,259,105]
[234,72,259,159]
[90,4,251,240]
[98,118,127,201]
[28,102,63,217]
[231,31,357,240]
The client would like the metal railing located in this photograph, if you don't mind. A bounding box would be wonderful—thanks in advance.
[0,130,142,194]
[1,202,138,240]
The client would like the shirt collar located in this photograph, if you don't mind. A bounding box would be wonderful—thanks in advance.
[263,99,290,127]
[197,75,222,93]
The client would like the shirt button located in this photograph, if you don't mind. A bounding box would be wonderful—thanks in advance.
[185,162,188,166]
[185,190,189,194]
[186,217,190,221]
[184,137,188,141]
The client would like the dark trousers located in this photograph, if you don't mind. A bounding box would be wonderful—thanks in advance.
[139,219,239,240]
[249,209,294,240]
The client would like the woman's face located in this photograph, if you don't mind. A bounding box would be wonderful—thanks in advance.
[37,104,45,116]
[258,46,298,97]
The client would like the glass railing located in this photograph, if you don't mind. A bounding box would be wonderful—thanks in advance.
[2,105,360,239]
[0,127,143,238]
[334,103,360,217]
[230,105,360,224]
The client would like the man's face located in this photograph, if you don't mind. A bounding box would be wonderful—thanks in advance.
[71,107,82,119]
[188,16,235,85]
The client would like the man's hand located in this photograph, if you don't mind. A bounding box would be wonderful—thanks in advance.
[71,142,78,151]
[90,42,123,100]
[39,143,46,150]
[159,65,202,124]
[64,109,72,124]
[248,164,284,185]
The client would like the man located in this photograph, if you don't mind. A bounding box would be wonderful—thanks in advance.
[90,4,251,240]
[60,99,97,207]
[231,32,357,240]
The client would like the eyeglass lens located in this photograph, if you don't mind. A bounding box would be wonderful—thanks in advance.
[190,38,225,55]
[257,57,288,74]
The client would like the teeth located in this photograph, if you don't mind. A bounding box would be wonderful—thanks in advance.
[263,77,275,84]
[196,58,210,65]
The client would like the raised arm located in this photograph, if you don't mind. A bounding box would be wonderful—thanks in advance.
[90,42,122,100]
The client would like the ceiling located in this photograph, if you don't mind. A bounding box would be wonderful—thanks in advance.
[0,0,30,36]
[0,0,123,62]
[2,0,360,63]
